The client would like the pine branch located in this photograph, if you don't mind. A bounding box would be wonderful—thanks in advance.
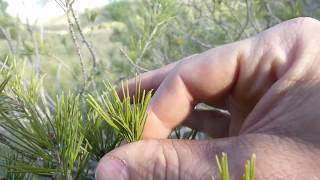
[0,74,90,179]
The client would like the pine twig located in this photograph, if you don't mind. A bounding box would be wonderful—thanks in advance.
[120,48,149,73]
[246,0,261,33]
[136,20,171,64]
[54,0,67,12]
[65,4,87,95]
[70,7,98,71]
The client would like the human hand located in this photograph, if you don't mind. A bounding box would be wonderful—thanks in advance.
[96,17,320,179]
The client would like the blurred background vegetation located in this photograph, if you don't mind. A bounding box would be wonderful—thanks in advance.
[0,0,319,179]
[1,0,319,96]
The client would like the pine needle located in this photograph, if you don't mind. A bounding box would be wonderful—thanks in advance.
[243,154,256,180]
[213,153,256,180]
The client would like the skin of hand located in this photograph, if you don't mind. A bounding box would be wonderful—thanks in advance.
[96,17,320,180]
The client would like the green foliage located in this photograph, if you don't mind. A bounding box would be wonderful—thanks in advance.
[0,75,60,177]
[84,9,99,23]
[0,72,95,179]
[55,94,89,178]
[84,108,121,160]
[0,75,10,93]
[269,0,304,21]
[2,0,318,93]
[88,78,152,142]
[0,71,151,179]
[1,153,28,180]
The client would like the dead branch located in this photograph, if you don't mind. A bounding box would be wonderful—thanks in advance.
[66,4,87,94]
[120,48,149,73]
[70,6,98,71]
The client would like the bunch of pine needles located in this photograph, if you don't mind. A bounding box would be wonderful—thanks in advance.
[88,78,152,143]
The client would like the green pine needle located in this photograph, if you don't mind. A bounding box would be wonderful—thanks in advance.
[243,154,256,180]
[88,77,152,143]
[84,108,122,160]
[213,153,256,180]
[215,152,230,180]
[0,76,90,178]
[0,76,10,93]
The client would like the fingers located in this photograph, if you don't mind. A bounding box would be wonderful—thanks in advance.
[95,138,239,180]
[183,109,230,138]
[144,40,251,139]
[119,61,177,98]
[116,54,198,99]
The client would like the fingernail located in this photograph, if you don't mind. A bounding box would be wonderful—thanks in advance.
[96,158,129,180]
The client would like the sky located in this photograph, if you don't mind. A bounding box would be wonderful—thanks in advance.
[4,0,109,23]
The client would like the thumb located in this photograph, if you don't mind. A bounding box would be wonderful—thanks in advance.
[95,138,243,180]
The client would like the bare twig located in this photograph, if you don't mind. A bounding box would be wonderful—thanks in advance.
[70,7,98,71]
[54,0,67,12]
[49,54,79,80]
[120,48,149,73]
[136,22,159,64]
[69,3,103,106]
[263,0,281,25]
[136,19,173,65]
[246,0,261,33]
[234,0,250,40]
[176,25,214,49]
[0,56,10,71]
[190,1,234,41]
[223,1,250,40]
[66,4,87,94]
[55,0,101,97]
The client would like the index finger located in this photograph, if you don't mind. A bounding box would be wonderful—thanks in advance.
[116,54,198,100]
[143,40,251,139]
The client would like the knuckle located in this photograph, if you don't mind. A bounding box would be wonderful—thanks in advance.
[286,17,320,38]
[147,140,181,180]
[255,17,320,57]
[175,59,190,72]
[289,17,320,27]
